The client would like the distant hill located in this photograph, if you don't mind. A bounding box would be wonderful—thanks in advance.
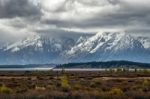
[56,61,150,69]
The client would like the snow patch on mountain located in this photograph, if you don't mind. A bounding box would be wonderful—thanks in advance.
[138,37,150,49]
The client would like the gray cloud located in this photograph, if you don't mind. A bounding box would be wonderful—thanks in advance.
[37,0,150,33]
[0,0,41,18]
[0,0,150,40]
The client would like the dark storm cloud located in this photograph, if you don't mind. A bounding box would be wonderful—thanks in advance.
[0,0,41,18]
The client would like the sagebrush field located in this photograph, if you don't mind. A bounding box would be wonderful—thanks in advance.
[0,69,150,99]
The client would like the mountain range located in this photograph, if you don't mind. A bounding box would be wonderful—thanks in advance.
[0,32,150,65]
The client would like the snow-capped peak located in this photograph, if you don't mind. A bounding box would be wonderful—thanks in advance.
[66,32,138,56]
[4,34,42,52]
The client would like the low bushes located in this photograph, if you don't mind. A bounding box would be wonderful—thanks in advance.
[60,75,71,92]
[0,84,12,94]
[108,88,124,95]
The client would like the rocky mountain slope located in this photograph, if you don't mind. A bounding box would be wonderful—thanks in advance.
[0,32,149,64]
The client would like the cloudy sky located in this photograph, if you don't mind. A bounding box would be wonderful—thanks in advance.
[0,0,150,41]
